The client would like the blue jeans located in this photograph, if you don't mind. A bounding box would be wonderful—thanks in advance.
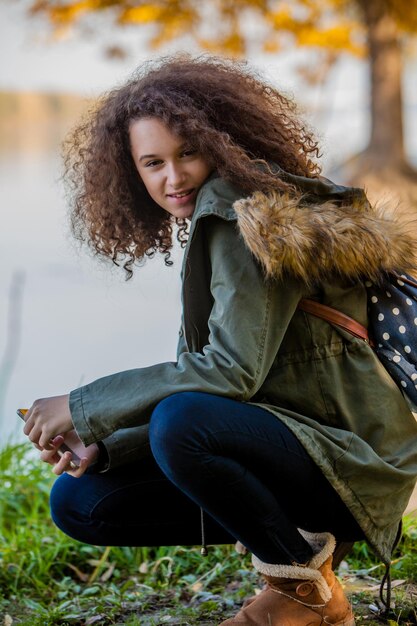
[50,392,363,564]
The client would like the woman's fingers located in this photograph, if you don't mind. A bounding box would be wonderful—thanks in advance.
[51,453,89,478]
[51,451,75,475]
[39,436,65,465]
[38,432,92,478]
[23,395,73,448]
[42,448,89,477]
[64,456,90,478]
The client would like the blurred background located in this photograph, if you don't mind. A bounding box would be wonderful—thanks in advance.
[1,0,417,446]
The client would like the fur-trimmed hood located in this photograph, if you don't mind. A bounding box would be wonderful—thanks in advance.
[233,173,417,286]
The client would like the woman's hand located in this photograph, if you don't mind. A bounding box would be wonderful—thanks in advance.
[40,431,99,478]
[23,394,73,449]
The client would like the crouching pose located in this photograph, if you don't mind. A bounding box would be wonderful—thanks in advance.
[22,55,417,625]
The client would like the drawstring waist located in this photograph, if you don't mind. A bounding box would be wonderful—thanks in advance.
[200,507,208,556]
[379,520,402,618]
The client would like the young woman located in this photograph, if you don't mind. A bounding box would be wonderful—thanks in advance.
[22,55,417,625]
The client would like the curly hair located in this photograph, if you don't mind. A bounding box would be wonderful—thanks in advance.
[64,53,321,278]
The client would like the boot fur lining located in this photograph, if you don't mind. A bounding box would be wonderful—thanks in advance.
[299,530,336,569]
[251,531,336,604]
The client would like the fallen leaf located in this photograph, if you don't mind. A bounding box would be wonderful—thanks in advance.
[100,563,115,582]
[67,563,89,582]
[367,580,406,592]
[85,616,106,625]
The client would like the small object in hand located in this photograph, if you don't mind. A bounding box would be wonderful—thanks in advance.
[17,408,81,470]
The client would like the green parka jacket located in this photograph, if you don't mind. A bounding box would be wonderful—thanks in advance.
[69,172,417,565]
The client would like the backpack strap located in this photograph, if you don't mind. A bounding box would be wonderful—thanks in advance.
[298,298,374,346]
[395,274,417,288]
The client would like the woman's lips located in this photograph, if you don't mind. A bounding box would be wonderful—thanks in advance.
[167,189,196,204]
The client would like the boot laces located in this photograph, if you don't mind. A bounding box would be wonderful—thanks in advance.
[268,585,326,609]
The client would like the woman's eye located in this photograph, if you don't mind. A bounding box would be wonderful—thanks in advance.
[145,160,162,168]
[181,149,197,158]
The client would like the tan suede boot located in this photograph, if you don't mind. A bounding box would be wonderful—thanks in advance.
[220,531,355,626]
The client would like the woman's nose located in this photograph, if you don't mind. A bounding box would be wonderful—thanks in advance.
[166,163,186,188]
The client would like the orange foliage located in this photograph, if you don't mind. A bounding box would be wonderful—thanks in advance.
[119,5,164,24]
[31,0,101,24]
[28,0,416,55]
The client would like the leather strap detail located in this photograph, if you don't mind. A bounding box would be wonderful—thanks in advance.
[298,298,374,347]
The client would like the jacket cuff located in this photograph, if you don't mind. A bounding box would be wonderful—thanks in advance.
[91,440,110,473]
[93,426,151,472]
[69,386,97,444]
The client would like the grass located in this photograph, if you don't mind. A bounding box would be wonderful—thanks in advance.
[1,443,417,625]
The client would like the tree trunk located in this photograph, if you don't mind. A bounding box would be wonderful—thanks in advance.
[341,0,417,206]
[360,0,405,166]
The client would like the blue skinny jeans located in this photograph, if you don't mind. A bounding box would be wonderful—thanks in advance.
[50,392,364,565]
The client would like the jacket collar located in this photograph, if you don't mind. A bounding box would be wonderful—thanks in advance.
[192,173,241,222]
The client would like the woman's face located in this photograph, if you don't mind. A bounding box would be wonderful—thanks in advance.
[129,117,212,220]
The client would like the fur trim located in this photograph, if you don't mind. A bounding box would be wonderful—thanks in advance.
[234,190,417,285]
[251,530,336,604]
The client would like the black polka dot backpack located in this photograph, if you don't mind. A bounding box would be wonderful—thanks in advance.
[298,272,417,410]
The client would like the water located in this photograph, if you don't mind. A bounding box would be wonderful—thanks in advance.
[1,150,182,445]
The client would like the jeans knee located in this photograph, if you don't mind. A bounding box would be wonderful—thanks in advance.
[50,474,85,534]
[149,392,209,472]
[150,392,203,442]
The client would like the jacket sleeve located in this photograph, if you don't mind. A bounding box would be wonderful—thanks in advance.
[69,215,304,447]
